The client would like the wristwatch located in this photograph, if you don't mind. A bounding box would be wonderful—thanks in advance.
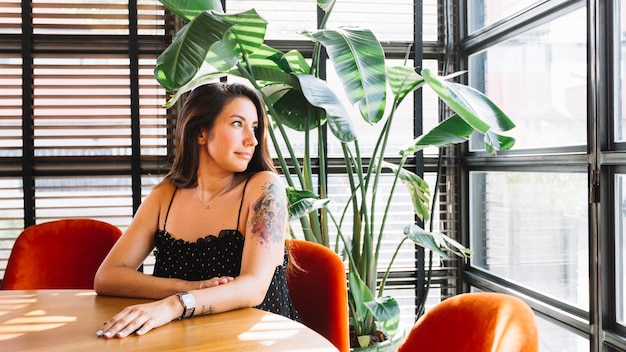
[176,292,196,320]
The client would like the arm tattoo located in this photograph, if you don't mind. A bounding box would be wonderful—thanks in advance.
[249,182,286,247]
[200,304,215,315]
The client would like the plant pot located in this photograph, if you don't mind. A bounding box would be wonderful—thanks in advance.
[350,330,405,352]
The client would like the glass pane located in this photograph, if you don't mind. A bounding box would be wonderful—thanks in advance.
[470,171,589,310]
[616,174,626,325]
[326,0,414,42]
[226,0,317,41]
[616,3,626,141]
[467,0,545,33]
[468,8,587,150]
[535,314,589,351]
[423,0,438,42]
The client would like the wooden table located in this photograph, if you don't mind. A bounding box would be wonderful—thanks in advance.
[0,290,339,351]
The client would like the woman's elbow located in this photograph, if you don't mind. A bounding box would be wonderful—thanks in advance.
[242,283,270,307]
[93,267,112,295]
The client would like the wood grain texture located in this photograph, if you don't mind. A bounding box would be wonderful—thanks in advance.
[0,290,338,352]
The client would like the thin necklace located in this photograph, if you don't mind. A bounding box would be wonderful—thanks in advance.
[193,181,231,209]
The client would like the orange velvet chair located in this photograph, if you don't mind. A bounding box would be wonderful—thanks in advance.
[397,292,539,352]
[286,239,349,352]
[1,219,122,290]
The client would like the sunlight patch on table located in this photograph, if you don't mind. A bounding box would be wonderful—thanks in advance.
[237,314,301,345]
[0,311,77,340]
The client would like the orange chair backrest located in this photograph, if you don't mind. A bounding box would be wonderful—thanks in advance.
[397,292,539,352]
[286,239,349,352]
[1,219,122,290]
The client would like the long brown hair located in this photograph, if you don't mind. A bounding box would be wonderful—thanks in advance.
[165,82,275,188]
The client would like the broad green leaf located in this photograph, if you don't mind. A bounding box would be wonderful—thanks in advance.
[307,28,387,124]
[215,9,268,56]
[381,161,430,222]
[282,50,311,74]
[387,65,425,105]
[403,224,472,261]
[248,66,299,86]
[400,114,473,156]
[162,71,226,108]
[155,11,234,90]
[422,68,516,134]
[295,73,357,142]
[363,296,400,338]
[288,197,331,222]
[483,130,516,153]
[159,0,223,22]
[265,86,324,131]
[243,44,286,72]
[203,9,268,72]
[348,271,375,324]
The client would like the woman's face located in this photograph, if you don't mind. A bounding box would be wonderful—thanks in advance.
[203,97,259,173]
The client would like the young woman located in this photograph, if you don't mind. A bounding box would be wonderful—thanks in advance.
[94,82,299,338]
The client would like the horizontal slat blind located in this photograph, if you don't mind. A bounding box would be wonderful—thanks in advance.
[32,57,133,157]
[0,0,169,278]
[32,0,130,35]
[0,0,20,35]
[0,179,24,279]
[0,57,22,158]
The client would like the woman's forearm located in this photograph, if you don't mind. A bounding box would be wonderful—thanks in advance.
[94,266,191,300]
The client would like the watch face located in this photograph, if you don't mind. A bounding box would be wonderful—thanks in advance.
[181,293,195,307]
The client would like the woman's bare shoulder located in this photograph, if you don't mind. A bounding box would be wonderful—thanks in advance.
[140,179,176,206]
[245,171,285,194]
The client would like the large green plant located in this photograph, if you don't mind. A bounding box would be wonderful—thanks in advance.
[154,0,515,347]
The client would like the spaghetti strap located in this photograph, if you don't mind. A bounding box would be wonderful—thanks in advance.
[236,178,251,230]
[163,188,177,231]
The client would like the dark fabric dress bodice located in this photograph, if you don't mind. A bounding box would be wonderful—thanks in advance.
[152,185,299,321]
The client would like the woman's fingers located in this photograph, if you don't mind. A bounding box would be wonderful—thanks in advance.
[199,276,234,289]
[96,299,176,338]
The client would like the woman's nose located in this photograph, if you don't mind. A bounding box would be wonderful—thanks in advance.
[245,127,258,146]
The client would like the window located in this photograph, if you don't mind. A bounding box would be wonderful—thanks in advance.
[468,7,587,150]
[463,0,626,350]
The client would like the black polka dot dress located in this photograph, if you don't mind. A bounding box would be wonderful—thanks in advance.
[152,184,300,322]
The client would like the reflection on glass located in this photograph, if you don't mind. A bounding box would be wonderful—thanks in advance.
[470,171,588,309]
[469,8,587,150]
[616,175,626,325]
[467,0,544,33]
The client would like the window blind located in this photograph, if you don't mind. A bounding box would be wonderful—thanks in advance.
[0,0,170,277]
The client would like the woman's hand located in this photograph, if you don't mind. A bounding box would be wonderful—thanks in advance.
[196,276,234,289]
[96,295,181,338]
[96,276,233,338]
